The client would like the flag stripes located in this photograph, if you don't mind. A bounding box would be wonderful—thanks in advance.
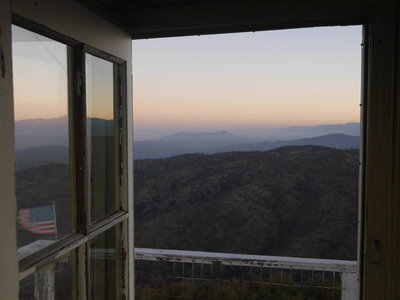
[17,204,56,235]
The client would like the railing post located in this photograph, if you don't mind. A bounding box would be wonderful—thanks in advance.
[35,263,55,300]
[341,272,357,300]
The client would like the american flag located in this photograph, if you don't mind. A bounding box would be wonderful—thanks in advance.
[17,204,57,235]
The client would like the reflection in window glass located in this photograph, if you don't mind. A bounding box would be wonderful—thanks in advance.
[86,53,117,222]
[12,25,72,257]
[90,226,121,299]
[19,252,75,300]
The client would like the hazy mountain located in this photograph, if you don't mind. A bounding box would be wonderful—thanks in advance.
[207,134,360,154]
[89,117,114,136]
[15,145,69,170]
[158,131,255,143]
[15,134,69,150]
[135,122,361,141]
[135,146,359,260]
[15,115,68,136]
[15,116,113,149]
[135,131,257,159]
[15,122,360,164]
[239,122,360,140]
[135,133,359,159]
[15,115,361,158]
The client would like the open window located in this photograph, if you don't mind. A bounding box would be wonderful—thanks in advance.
[132,26,364,299]
[12,20,129,299]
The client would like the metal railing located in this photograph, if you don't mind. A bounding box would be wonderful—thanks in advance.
[135,248,358,300]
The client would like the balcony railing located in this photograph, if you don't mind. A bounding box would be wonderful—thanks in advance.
[135,248,358,300]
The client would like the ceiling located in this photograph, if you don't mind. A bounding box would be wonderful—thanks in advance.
[75,0,369,39]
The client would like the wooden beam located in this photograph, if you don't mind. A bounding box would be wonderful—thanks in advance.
[0,0,19,296]
[363,1,398,299]
[113,0,374,38]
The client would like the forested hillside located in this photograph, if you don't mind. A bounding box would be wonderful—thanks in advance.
[16,164,71,248]
[135,146,359,260]
[15,145,359,261]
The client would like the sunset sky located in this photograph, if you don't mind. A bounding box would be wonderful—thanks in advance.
[133,25,362,140]
[12,25,114,121]
[12,25,69,120]
[86,53,114,120]
[12,25,362,140]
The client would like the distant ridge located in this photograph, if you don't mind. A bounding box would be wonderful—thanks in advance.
[134,131,256,159]
[157,130,254,143]
[206,133,360,154]
[15,145,69,170]
[134,133,359,159]
[231,122,360,141]
[14,116,361,155]
[15,115,68,135]
[15,115,113,149]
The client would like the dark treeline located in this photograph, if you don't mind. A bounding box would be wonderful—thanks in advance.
[135,146,359,260]
[16,145,359,261]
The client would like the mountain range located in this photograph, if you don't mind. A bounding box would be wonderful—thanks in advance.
[14,116,113,149]
[16,145,69,170]
[134,132,359,159]
[14,132,359,169]
[13,116,360,260]
[206,133,360,154]
[134,131,255,159]
[14,116,360,161]
[15,145,359,260]
[232,122,360,140]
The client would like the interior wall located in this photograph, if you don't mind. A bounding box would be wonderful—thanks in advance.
[388,1,400,296]
[363,2,399,299]
[0,0,19,298]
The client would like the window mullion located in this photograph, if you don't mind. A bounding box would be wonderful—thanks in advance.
[73,44,90,300]
[73,44,89,236]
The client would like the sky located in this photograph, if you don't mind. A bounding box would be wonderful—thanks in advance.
[132,25,362,140]
[12,25,362,139]
[12,25,69,120]
[12,25,114,121]
[86,53,114,120]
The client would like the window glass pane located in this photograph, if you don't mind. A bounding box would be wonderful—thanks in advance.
[90,225,121,299]
[86,53,118,222]
[19,251,76,300]
[12,25,72,258]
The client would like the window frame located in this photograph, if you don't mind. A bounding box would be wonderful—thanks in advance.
[3,0,398,299]
[12,15,130,300]
[83,44,127,226]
